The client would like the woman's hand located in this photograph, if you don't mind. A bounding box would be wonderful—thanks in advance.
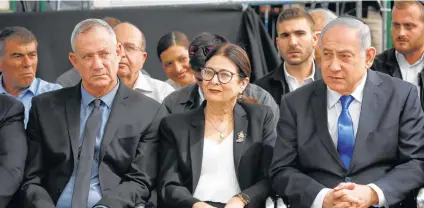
[224,196,246,208]
[192,202,217,208]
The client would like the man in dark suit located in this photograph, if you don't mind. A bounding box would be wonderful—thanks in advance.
[0,95,26,208]
[20,19,165,208]
[372,1,424,109]
[254,8,321,105]
[270,17,424,208]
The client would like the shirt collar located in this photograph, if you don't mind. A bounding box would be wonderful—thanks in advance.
[395,50,424,67]
[133,71,153,92]
[327,71,367,108]
[283,62,316,82]
[81,80,120,109]
[0,75,38,95]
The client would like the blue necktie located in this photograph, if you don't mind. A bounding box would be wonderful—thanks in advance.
[337,95,354,169]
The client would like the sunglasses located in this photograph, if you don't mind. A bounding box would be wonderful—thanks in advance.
[189,45,216,57]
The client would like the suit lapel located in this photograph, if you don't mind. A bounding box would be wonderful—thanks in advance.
[233,103,248,177]
[99,84,129,161]
[349,70,382,172]
[189,106,205,192]
[65,85,82,167]
[311,81,345,169]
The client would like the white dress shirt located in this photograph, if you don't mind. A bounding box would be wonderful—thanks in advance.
[395,51,424,94]
[311,72,388,208]
[283,62,315,92]
[193,132,241,203]
[133,71,174,103]
[166,79,183,90]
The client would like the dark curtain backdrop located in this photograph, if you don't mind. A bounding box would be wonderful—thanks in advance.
[0,5,280,83]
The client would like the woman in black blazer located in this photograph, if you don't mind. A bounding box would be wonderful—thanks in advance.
[158,43,276,208]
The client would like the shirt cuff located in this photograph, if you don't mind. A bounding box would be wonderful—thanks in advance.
[368,183,388,207]
[310,188,331,208]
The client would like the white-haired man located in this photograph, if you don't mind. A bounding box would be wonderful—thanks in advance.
[20,18,166,208]
[270,17,424,208]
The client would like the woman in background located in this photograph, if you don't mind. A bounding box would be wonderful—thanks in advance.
[157,31,196,89]
[158,43,275,208]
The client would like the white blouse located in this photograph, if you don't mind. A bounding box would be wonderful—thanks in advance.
[193,132,241,203]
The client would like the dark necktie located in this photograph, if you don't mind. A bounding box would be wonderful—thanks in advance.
[72,99,101,208]
[337,95,354,169]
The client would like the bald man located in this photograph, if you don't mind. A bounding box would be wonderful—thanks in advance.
[309,8,337,68]
[114,22,174,103]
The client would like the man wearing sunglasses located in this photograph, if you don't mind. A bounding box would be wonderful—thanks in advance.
[254,8,322,105]
[161,32,279,128]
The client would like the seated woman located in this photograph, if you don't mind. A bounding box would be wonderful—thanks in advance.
[158,43,276,208]
[157,31,196,89]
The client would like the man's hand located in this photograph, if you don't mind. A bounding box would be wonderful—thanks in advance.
[192,202,216,208]
[333,183,379,208]
[322,183,357,208]
[225,196,246,208]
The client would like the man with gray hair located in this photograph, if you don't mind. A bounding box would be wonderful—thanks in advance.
[270,16,424,208]
[0,26,62,127]
[309,8,337,68]
[21,18,165,208]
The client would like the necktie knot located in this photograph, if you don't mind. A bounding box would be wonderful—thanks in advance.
[340,95,354,110]
[93,99,101,109]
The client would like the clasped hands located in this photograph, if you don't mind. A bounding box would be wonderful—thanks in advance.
[323,182,379,208]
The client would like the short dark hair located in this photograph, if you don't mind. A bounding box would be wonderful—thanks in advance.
[205,43,258,104]
[156,31,189,61]
[205,43,250,79]
[277,7,315,31]
[0,26,37,57]
[189,32,228,72]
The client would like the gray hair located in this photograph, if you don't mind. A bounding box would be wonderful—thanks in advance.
[0,26,37,58]
[320,17,371,55]
[70,18,116,52]
[309,8,337,27]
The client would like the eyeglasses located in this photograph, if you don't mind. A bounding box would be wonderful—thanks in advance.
[201,67,244,84]
[189,45,216,57]
[122,43,144,54]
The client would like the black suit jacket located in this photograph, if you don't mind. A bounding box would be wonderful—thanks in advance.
[20,83,166,208]
[157,102,276,208]
[372,48,424,110]
[254,62,322,105]
[0,95,26,208]
[270,70,424,208]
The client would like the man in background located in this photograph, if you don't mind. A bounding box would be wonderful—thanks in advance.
[114,22,174,103]
[0,26,62,126]
[309,8,337,68]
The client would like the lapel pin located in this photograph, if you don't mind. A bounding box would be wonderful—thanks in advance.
[236,131,246,143]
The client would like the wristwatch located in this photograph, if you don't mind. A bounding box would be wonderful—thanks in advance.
[236,193,251,205]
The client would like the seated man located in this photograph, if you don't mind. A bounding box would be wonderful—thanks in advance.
[0,95,26,207]
[162,32,280,128]
[270,17,424,208]
[21,18,165,208]
[0,26,62,126]
[56,16,122,88]
[114,22,174,103]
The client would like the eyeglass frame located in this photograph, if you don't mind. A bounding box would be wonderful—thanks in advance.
[189,45,216,57]
[121,42,144,54]
[200,67,247,84]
